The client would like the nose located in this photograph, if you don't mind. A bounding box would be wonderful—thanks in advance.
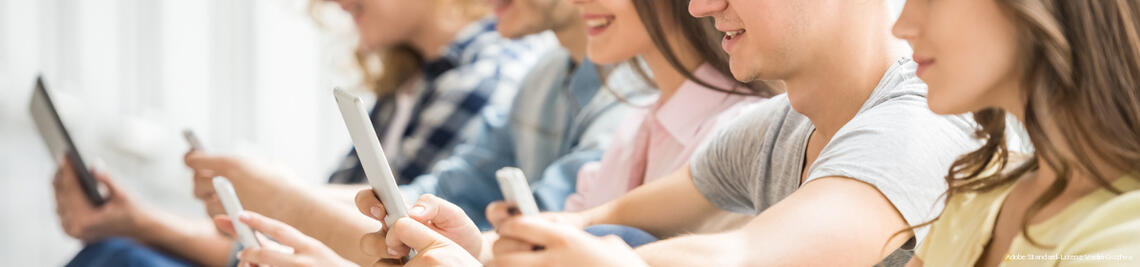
[689,0,727,18]
[891,0,923,41]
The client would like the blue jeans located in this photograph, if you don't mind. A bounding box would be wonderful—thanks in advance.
[66,237,195,267]
[584,224,658,248]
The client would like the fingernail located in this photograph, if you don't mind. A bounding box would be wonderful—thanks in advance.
[370,206,383,219]
[387,248,398,257]
[409,205,425,216]
[238,212,251,221]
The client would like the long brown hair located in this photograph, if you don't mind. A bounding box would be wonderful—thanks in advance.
[629,0,778,97]
[917,0,1140,247]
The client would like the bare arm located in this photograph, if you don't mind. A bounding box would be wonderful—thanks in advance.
[185,154,381,266]
[134,213,235,267]
[583,165,723,237]
[238,180,379,266]
[633,177,913,266]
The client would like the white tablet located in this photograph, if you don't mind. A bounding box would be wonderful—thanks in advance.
[495,167,540,216]
[212,177,262,249]
[331,88,413,225]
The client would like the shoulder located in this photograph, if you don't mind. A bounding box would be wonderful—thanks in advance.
[1058,185,1140,257]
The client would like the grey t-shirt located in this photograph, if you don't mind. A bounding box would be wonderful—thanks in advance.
[690,58,978,264]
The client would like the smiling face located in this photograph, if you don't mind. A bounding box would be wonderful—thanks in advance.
[893,0,1024,114]
[326,0,432,52]
[488,0,579,39]
[567,0,655,64]
[688,0,819,82]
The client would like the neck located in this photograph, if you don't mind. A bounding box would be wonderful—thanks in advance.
[410,12,473,61]
[1016,105,1128,198]
[641,47,702,103]
[789,9,905,139]
[553,18,587,63]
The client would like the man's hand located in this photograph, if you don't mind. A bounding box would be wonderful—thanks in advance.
[491,216,648,267]
[53,158,154,244]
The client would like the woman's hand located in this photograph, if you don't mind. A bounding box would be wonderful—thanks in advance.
[53,158,154,244]
[355,190,483,259]
[491,216,648,267]
[213,211,363,267]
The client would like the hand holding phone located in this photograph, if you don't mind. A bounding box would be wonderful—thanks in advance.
[213,177,262,249]
[496,167,539,216]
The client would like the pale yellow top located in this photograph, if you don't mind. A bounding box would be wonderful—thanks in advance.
[917,174,1140,267]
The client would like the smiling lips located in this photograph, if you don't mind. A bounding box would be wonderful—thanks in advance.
[721,29,746,52]
[583,15,615,36]
[487,0,511,15]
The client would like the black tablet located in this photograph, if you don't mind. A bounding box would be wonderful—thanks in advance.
[29,75,107,206]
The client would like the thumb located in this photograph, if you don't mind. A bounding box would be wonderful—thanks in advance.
[390,217,453,252]
[409,195,473,231]
[91,169,128,202]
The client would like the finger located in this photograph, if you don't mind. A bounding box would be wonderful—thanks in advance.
[496,217,578,247]
[355,189,388,223]
[360,231,397,258]
[409,195,473,232]
[238,247,303,267]
[185,153,243,177]
[389,217,453,253]
[91,169,126,201]
[238,211,321,252]
[193,175,217,200]
[53,159,78,193]
[213,215,238,237]
[485,201,516,229]
[492,235,536,255]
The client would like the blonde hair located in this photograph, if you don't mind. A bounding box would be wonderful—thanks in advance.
[312,0,490,96]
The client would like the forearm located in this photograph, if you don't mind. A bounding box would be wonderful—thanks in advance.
[133,209,233,267]
[584,166,720,237]
[239,181,379,266]
[634,231,749,267]
[322,184,371,205]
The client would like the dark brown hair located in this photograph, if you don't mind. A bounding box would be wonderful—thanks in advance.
[911,0,1140,248]
[629,0,778,97]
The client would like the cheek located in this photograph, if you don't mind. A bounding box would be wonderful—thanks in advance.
[587,17,654,64]
[924,11,1021,114]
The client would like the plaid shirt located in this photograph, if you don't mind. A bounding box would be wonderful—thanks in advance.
[329,18,553,184]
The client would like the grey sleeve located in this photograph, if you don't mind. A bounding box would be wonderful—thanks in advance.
[690,98,791,215]
[804,95,977,249]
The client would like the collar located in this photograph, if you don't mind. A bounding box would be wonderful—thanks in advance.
[566,57,601,109]
[652,64,753,145]
[424,18,498,81]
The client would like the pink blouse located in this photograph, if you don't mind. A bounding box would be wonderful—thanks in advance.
[564,64,763,211]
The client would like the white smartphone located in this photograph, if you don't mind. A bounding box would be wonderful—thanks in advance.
[495,167,540,216]
[182,129,204,151]
[331,88,416,257]
[212,177,262,249]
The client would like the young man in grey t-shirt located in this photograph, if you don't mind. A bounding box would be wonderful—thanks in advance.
[485,0,985,266]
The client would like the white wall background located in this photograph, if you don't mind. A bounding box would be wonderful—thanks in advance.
[0,0,364,265]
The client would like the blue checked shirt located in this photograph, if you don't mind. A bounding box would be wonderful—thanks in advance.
[329,18,553,185]
[400,47,653,229]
